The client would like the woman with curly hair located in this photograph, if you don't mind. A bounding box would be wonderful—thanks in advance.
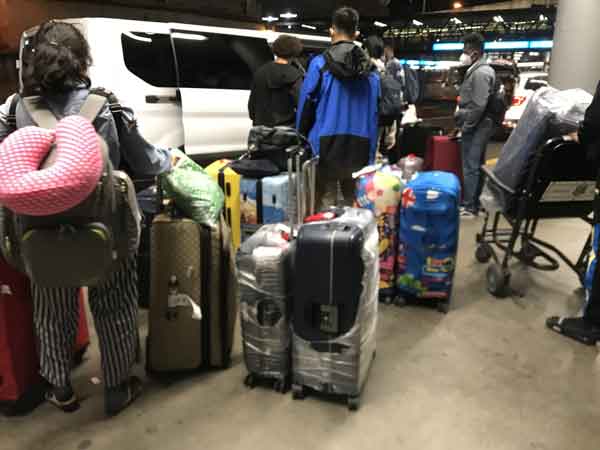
[0,20,174,416]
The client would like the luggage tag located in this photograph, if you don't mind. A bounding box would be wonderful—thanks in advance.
[167,273,202,321]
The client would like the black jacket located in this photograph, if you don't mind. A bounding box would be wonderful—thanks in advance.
[248,61,303,127]
[580,81,600,161]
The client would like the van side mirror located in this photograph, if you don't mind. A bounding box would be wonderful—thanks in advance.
[525,79,548,91]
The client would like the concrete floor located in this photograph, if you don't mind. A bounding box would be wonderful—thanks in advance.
[3,211,600,450]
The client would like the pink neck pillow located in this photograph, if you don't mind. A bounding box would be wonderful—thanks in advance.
[0,115,103,216]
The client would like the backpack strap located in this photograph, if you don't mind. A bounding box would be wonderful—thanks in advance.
[20,96,59,129]
[6,94,20,131]
[78,93,109,123]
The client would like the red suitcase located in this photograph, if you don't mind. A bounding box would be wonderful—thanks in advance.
[0,260,90,415]
[424,136,464,188]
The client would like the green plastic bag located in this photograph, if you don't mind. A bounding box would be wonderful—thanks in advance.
[161,150,224,227]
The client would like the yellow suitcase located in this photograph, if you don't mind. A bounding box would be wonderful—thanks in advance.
[206,159,242,250]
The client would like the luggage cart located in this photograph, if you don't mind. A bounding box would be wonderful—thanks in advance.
[475,137,596,297]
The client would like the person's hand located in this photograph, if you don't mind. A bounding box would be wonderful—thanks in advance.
[449,128,461,139]
[565,132,580,143]
[170,152,181,168]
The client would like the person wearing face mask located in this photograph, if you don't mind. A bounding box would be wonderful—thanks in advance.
[454,33,496,219]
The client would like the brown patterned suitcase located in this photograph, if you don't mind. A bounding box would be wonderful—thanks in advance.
[147,212,237,373]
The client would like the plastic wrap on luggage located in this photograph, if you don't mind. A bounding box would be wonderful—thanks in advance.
[488,88,592,211]
[292,210,379,396]
[237,225,292,380]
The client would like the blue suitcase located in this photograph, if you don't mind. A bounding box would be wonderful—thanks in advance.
[396,171,461,313]
[240,175,293,241]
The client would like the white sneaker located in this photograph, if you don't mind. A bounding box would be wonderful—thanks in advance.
[460,209,477,219]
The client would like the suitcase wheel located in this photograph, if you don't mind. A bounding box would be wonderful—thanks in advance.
[273,378,289,394]
[244,374,257,389]
[437,301,450,314]
[475,243,493,264]
[347,395,360,412]
[292,384,306,400]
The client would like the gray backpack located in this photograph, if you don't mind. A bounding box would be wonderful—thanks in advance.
[0,94,141,288]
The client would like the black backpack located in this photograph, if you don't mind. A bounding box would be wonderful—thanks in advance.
[470,64,508,125]
[379,73,405,126]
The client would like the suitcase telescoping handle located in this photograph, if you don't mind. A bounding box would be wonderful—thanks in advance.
[286,145,318,229]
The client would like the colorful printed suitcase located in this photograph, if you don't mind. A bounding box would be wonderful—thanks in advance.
[206,159,242,250]
[355,166,403,302]
[396,171,461,313]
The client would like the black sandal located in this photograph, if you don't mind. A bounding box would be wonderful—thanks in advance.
[105,376,143,417]
[46,385,80,413]
[546,316,600,346]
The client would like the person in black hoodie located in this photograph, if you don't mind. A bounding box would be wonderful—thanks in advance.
[248,35,304,127]
[297,7,380,209]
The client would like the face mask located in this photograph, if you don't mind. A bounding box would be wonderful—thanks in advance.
[459,52,472,66]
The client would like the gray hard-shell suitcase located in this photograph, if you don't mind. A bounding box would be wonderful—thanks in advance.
[237,144,317,392]
[147,211,237,373]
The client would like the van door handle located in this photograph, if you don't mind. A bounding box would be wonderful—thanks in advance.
[145,95,178,104]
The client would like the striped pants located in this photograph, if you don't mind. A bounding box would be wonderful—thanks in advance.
[32,255,139,389]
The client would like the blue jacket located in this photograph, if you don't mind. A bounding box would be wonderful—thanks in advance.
[297,42,380,177]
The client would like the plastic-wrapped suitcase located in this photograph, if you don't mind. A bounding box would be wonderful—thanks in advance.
[424,136,464,188]
[240,174,295,241]
[396,171,461,313]
[355,166,403,303]
[291,208,379,411]
[206,159,242,250]
[147,208,238,374]
[237,226,293,392]
[0,260,89,415]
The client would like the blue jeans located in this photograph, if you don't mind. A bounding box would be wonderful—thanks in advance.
[461,117,495,212]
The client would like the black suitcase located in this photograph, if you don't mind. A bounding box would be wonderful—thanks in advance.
[291,208,378,411]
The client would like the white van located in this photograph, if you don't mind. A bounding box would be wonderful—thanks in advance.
[18,18,330,158]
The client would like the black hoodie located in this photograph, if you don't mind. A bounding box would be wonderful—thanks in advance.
[248,61,304,127]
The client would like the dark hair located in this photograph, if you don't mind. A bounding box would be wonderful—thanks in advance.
[364,35,384,59]
[272,35,304,59]
[463,32,485,53]
[332,6,360,37]
[27,21,92,94]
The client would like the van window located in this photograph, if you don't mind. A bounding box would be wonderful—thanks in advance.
[121,32,177,87]
[171,31,272,90]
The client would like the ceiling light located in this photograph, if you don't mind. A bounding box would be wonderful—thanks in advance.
[539,14,548,22]
[280,12,298,20]
[450,17,462,25]
[374,21,388,28]
[301,24,317,30]
[262,16,279,23]
[412,19,424,26]
[493,15,504,23]
[453,2,463,8]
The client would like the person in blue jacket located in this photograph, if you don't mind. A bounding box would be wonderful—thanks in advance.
[297,6,380,209]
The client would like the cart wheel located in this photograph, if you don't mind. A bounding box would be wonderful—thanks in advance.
[244,374,256,389]
[487,264,510,298]
[292,384,306,400]
[347,395,361,411]
[521,242,538,265]
[475,244,493,264]
[394,296,407,307]
[437,301,450,314]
